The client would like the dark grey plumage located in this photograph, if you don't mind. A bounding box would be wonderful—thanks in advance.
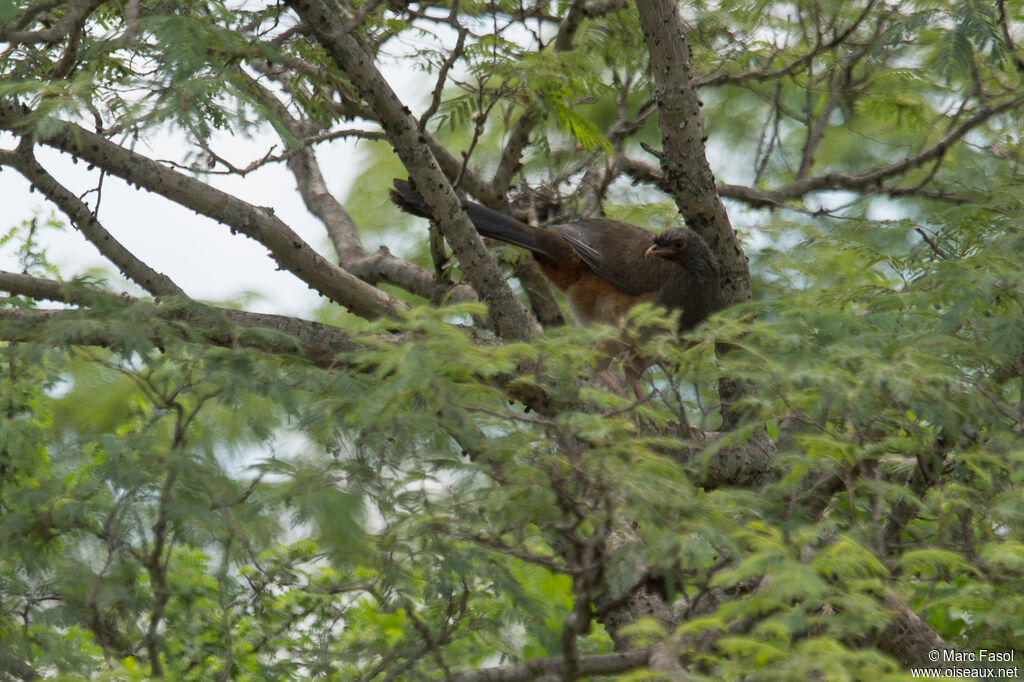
[390,179,721,331]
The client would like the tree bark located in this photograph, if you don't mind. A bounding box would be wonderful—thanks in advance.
[0,101,403,321]
[285,0,540,341]
[634,0,750,307]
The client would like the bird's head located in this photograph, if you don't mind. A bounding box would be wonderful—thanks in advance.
[644,227,698,263]
[642,226,721,332]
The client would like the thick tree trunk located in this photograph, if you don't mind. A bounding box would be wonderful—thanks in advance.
[635,0,752,428]
[634,0,750,308]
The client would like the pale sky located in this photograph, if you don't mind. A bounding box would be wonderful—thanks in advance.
[0,16,477,317]
[1,128,365,315]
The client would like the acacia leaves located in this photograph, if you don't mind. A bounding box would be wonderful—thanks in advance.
[2,195,1024,677]
[4,0,1024,677]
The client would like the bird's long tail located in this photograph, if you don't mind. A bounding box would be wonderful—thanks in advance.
[390,179,548,255]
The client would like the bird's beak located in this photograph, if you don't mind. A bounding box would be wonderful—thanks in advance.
[644,244,666,258]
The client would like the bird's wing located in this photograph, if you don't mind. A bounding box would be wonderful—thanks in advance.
[551,220,672,297]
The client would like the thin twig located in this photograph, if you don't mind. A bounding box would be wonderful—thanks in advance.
[915,227,950,260]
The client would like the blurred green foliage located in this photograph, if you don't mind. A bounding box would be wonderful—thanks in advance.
[3,0,1024,678]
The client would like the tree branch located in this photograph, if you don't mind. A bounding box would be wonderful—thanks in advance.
[634,0,749,308]
[0,651,41,681]
[0,270,366,368]
[442,648,652,682]
[796,62,847,179]
[419,19,469,132]
[696,0,881,89]
[0,0,101,44]
[235,65,479,305]
[285,0,539,340]
[0,100,404,321]
[0,142,187,298]
[553,0,626,51]
[876,592,960,668]
[771,94,1024,200]
[635,0,751,429]
[491,106,540,197]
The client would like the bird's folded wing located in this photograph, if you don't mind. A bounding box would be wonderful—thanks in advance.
[551,220,671,297]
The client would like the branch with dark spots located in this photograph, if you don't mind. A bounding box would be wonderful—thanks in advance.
[635,0,751,429]
[0,0,102,45]
[0,100,404,321]
[215,64,484,309]
[0,143,187,299]
[441,648,653,682]
[695,0,882,89]
[285,0,539,340]
[0,270,371,367]
[635,0,749,309]
[234,70,478,305]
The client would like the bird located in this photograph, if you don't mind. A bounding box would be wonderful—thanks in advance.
[389,178,722,332]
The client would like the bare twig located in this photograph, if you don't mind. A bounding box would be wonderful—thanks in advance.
[1,142,187,298]
[286,0,539,339]
[441,648,652,682]
[0,270,368,368]
[915,227,951,260]
[0,100,405,320]
[420,20,470,131]
[1,0,102,44]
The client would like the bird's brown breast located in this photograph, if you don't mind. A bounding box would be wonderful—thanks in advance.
[563,273,654,326]
[527,221,686,326]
